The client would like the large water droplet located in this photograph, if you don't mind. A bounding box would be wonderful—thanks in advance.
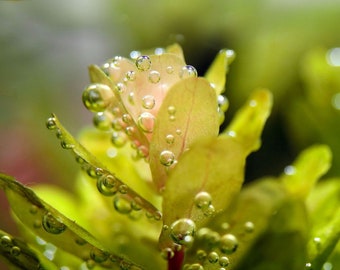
[194,191,212,209]
[159,150,175,166]
[113,196,132,214]
[220,233,238,254]
[136,55,151,71]
[0,235,12,247]
[97,175,118,196]
[170,218,196,246]
[137,112,155,133]
[148,70,161,84]
[179,65,197,79]
[142,95,156,110]
[42,212,67,234]
[83,84,113,112]
[46,117,57,130]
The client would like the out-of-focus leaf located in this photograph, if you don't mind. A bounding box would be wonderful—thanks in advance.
[165,43,185,61]
[306,179,340,269]
[88,64,114,86]
[149,77,219,191]
[46,114,161,220]
[223,89,272,154]
[204,49,235,95]
[281,145,332,198]
[0,173,143,269]
[0,229,58,270]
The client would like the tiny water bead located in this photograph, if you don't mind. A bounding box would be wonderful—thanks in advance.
[208,251,219,263]
[194,191,212,209]
[203,204,215,217]
[115,82,126,94]
[142,95,156,110]
[179,65,198,79]
[42,212,67,234]
[159,150,175,166]
[220,234,238,254]
[137,112,155,133]
[166,66,174,74]
[82,83,113,112]
[170,218,196,246]
[135,55,151,71]
[125,70,136,82]
[46,117,57,130]
[244,221,255,233]
[167,105,176,115]
[148,70,161,84]
[165,134,175,145]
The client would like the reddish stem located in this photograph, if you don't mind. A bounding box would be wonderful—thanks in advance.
[168,249,185,270]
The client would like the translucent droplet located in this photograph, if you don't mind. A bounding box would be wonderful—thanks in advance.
[179,65,197,79]
[93,112,112,131]
[97,175,118,196]
[166,66,174,74]
[46,117,57,130]
[219,256,230,267]
[131,197,142,211]
[111,131,127,147]
[137,112,155,133]
[113,196,132,214]
[112,119,122,131]
[82,84,113,112]
[170,218,196,246]
[159,150,175,166]
[136,55,151,71]
[187,263,203,270]
[208,251,219,263]
[161,248,174,260]
[218,95,229,112]
[284,165,296,176]
[42,212,67,234]
[60,140,74,149]
[125,70,136,81]
[165,134,175,145]
[122,114,132,124]
[115,82,126,94]
[244,221,255,233]
[90,248,109,263]
[130,50,141,59]
[142,95,156,109]
[148,70,161,84]
[118,185,128,194]
[167,105,176,115]
[1,235,12,247]
[11,246,21,256]
[29,205,38,215]
[175,129,182,135]
[137,145,149,158]
[196,250,207,261]
[195,191,212,209]
[203,204,215,217]
[125,126,135,136]
[220,233,238,254]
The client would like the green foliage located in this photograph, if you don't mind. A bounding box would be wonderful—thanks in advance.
[1,44,339,270]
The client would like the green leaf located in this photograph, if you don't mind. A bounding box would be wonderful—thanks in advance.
[46,114,161,220]
[149,77,219,191]
[281,145,332,198]
[0,173,143,269]
[159,135,247,249]
[204,49,235,95]
[0,229,58,270]
[223,89,272,154]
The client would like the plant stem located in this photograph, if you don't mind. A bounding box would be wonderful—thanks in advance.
[168,249,184,270]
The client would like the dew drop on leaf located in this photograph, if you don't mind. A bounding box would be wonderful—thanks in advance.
[179,65,197,79]
[42,212,67,234]
[93,112,112,131]
[165,134,175,145]
[166,66,174,74]
[148,70,161,84]
[219,256,230,267]
[0,235,12,247]
[208,251,219,263]
[46,117,57,130]
[142,95,156,110]
[137,112,155,133]
[90,248,109,263]
[125,70,136,82]
[111,131,127,147]
[194,191,212,209]
[113,196,132,214]
[136,55,151,71]
[97,174,118,196]
[161,247,174,260]
[10,246,21,256]
[167,105,176,115]
[159,150,175,166]
[196,249,207,261]
[244,221,255,233]
[82,83,113,112]
[220,233,238,254]
[170,218,196,246]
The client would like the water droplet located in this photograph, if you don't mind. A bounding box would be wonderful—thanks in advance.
[29,205,38,215]
[46,117,57,130]
[170,218,196,246]
[130,50,141,59]
[165,134,175,145]
[115,82,126,94]
[90,248,109,263]
[195,191,212,209]
[136,55,151,71]
[313,237,322,250]
[60,140,74,149]
[169,115,176,121]
[196,250,207,261]
[175,129,182,135]
[122,114,132,124]
[83,84,113,112]
[75,238,87,246]
[161,248,174,260]
[167,105,176,115]
[153,211,162,221]
[11,246,21,256]
[219,256,230,267]
[148,70,161,84]
[179,65,197,79]
[125,70,136,81]
[142,95,156,110]
[244,221,255,233]
[166,66,174,74]
[42,212,67,234]
[187,263,203,270]
[112,131,127,147]
[113,196,132,214]
[97,175,118,196]
[284,165,296,176]
[137,112,155,133]
[220,234,238,254]
[125,126,135,136]
[208,251,219,263]
[1,235,12,247]
[131,197,142,211]
[118,185,128,194]
[159,150,175,166]
[305,262,313,269]
[203,204,215,217]
[128,92,135,105]
[218,95,229,112]
[93,112,112,131]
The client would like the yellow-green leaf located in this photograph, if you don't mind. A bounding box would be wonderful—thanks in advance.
[149,77,219,191]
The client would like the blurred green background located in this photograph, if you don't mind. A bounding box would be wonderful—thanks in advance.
[1,1,340,268]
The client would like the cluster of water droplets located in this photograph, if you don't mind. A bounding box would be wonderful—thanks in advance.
[0,234,22,260]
